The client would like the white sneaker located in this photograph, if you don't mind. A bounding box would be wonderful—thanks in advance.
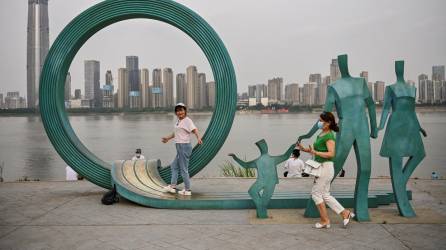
[178,189,192,196]
[163,185,176,194]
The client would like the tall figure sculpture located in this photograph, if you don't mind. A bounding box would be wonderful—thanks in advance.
[378,60,427,217]
[299,54,378,221]
[229,140,295,218]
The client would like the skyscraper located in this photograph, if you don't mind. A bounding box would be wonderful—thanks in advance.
[309,73,322,84]
[330,59,340,82]
[0,94,4,109]
[198,73,206,109]
[316,83,328,105]
[176,73,187,104]
[152,68,162,108]
[206,81,216,107]
[102,70,114,108]
[65,72,71,101]
[74,89,81,99]
[267,77,283,103]
[303,83,316,105]
[186,66,198,109]
[418,74,428,103]
[248,85,256,98]
[374,81,385,103]
[117,68,128,108]
[126,56,140,92]
[432,65,445,81]
[84,60,100,108]
[126,56,140,108]
[140,68,150,108]
[27,0,49,108]
[360,71,369,83]
[105,70,113,85]
[163,68,174,107]
[284,83,300,104]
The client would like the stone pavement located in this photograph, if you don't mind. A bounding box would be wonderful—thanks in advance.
[0,178,445,250]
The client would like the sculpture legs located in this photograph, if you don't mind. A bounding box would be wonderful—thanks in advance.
[389,157,418,217]
[402,153,425,184]
[353,138,371,221]
[248,181,275,219]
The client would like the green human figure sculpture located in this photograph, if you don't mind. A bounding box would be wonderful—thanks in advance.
[299,54,378,221]
[229,140,295,218]
[378,60,427,217]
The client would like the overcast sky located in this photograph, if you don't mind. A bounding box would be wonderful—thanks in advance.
[0,0,445,96]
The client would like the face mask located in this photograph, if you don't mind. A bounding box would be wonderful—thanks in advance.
[136,154,140,158]
[317,121,324,129]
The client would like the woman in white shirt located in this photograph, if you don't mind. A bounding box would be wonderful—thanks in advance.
[283,149,305,177]
[162,103,202,196]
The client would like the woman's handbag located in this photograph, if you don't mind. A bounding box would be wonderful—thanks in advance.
[303,159,322,177]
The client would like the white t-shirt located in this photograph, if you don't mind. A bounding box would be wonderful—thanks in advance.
[174,117,197,143]
[284,158,305,177]
[131,155,146,161]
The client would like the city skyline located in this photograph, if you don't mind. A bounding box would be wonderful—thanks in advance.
[1,0,445,96]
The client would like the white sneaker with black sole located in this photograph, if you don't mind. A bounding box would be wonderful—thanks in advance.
[163,185,176,194]
[178,189,192,196]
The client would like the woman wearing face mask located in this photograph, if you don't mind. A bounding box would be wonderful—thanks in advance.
[162,103,202,196]
[298,112,354,228]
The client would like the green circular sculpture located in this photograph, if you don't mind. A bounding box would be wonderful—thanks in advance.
[39,0,237,189]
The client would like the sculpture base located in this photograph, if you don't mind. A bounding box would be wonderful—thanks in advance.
[111,160,410,210]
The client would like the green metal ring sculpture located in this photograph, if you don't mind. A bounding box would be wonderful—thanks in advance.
[39,0,237,189]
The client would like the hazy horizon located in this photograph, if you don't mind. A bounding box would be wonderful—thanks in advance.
[1,0,445,96]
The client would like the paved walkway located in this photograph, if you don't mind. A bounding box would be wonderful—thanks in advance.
[0,178,445,250]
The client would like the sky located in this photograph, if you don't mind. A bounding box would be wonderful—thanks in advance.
[0,0,445,96]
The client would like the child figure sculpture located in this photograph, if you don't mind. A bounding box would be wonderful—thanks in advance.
[229,140,295,218]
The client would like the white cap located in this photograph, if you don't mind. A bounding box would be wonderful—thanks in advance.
[175,103,186,108]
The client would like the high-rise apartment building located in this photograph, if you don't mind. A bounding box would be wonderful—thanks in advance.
[309,73,322,84]
[0,94,3,109]
[74,89,81,99]
[206,81,216,107]
[248,85,256,98]
[117,68,128,108]
[186,66,198,109]
[432,65,445,81]
[65,72,71,101]
[163,68,174,107]
[140,68,150,108]
[316,83,328,105]
[284,83,300,104]
[176,73,187,104]
[102,70,114,108]
[330,59,340,82]
[267,77,283,103]
[360,71,369,83]
[302,83,316,105]
[152,68,162,108]
[418,74,428,103]
[27,0,49,108]
[374,81,385,103]
[198,73,206,109]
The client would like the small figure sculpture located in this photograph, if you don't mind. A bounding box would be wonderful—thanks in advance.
[378,60,427,217]
[229,140,295,218]
[299,54,378,221]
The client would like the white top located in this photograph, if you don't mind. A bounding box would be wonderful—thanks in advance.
[284,158,305,177]
[131,155,146,161]
[66,166,78,181]
[174,117,197,143]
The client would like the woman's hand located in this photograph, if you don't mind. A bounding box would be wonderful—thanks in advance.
[309,145,317,156]
[161,137,170,143]
[297,143,310,153]
[197,137,203,145]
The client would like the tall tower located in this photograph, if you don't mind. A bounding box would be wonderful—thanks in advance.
[186,66,198,109]
[163,68,174,108]
[330,59,340,82]
[27,0,50,109]
[84,60,100,108]
[176,73,187,104]
[152,68,162,108]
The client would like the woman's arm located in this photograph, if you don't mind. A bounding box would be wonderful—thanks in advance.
[310,139,335,159]
[162,133,175,143]
[192,129,203,144]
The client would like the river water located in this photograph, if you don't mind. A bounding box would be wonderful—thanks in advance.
[0,112,444,181]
